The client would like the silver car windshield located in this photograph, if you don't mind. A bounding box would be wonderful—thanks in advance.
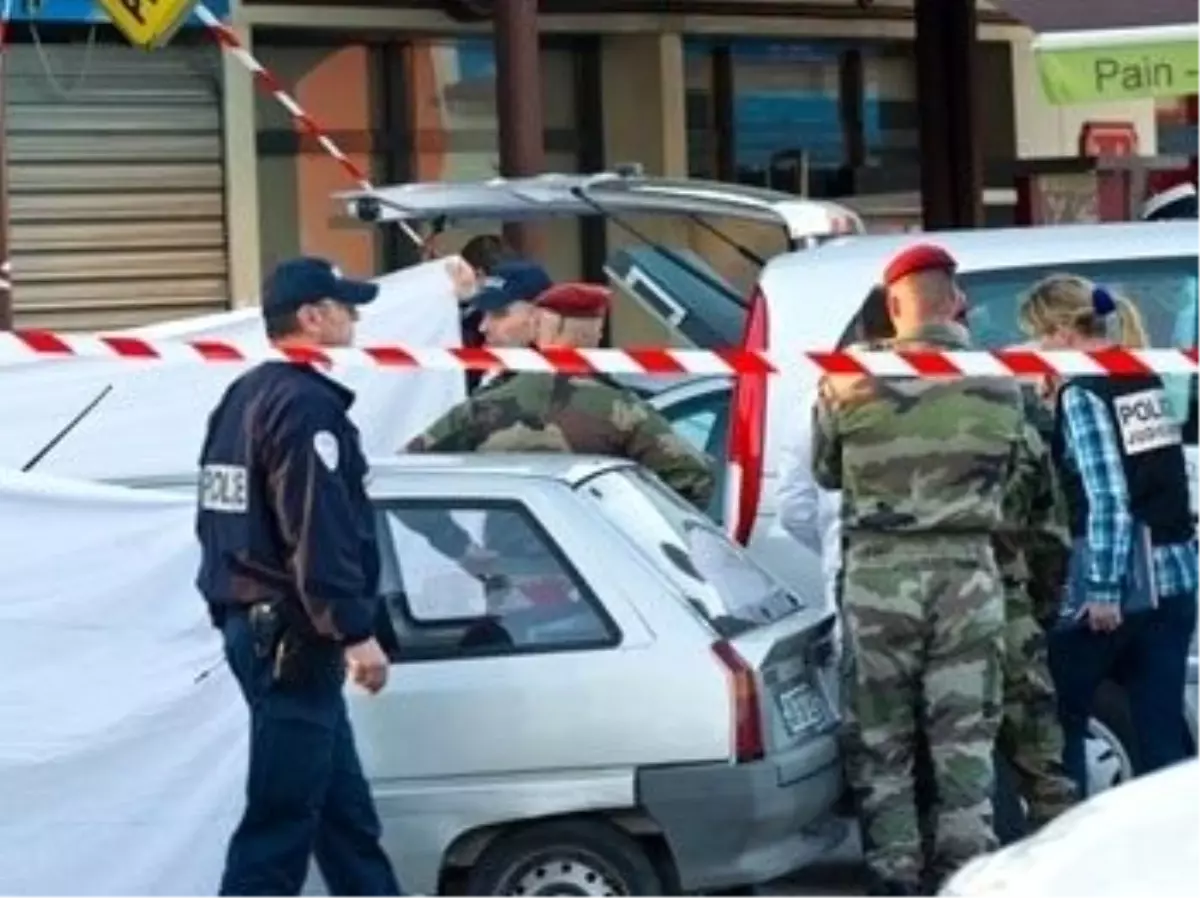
[581,467,803,637]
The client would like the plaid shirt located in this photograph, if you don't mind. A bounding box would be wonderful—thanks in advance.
[1060,386,1199,604]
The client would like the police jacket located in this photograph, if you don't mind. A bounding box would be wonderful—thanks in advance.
[1051,374,1193,546]
[195,362,379,645]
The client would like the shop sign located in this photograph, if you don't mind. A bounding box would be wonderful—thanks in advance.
[1079,121,1139,157]
[1036,25,1199,104]
[95,0,201,49]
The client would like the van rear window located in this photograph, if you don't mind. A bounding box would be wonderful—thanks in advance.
[961,255,1197,442]
[582,467,803,638]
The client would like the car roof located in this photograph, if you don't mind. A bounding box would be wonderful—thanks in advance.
[766,219,1197,283]
[366,453,631,488]
[758,220,1198,349]
[109,454,634,493]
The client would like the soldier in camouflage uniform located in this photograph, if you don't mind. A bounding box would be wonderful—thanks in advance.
[407,279,714,508]
[404,278,714,569]
[812,245,1023,895]
[991,385,1078,830]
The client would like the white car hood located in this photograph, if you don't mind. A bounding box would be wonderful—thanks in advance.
[942,759,1200,896]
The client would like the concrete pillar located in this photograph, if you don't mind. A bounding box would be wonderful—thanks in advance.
[599,33,690,346]
[221,10,263,309]
[915,0,982,229]
[494,0,544,256]
[600,33,688,180]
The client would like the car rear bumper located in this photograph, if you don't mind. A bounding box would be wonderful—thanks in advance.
[636,733,846,891]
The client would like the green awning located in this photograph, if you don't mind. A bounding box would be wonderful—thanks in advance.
[1035,24,1199,104]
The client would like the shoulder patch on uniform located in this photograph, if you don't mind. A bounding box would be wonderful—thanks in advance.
[200,464,248,513]
[313,430,340,472]
[1113,388,1182,455]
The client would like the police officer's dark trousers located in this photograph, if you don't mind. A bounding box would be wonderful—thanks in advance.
[1048,593,1197,797]
[219,612,402,896]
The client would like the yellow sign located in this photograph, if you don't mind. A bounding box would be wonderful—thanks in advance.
[94,0,202,50]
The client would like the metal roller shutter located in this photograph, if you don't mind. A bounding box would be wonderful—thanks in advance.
[5,40,228,331]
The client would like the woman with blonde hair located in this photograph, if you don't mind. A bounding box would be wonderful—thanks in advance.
[1019,273,1197,796]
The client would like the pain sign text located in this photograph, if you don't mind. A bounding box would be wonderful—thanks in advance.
[1037,37,1199,104]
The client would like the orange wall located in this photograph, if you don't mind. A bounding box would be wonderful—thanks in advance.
[294,47,377,278]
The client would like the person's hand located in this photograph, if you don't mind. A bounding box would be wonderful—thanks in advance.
[458,543,501,581]
[446,257,478,303]
[345,637,389,694]
[1082,601,1122,633]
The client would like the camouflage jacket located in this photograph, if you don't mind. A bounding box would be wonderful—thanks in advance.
[811,322,1024,535]
[406,372,716,509]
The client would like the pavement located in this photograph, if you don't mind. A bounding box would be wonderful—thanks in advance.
[761,862,866,896]
[758,828,867,896]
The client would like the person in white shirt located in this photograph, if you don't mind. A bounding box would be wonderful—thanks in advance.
[777,285,894,616]
[777,388,843,613]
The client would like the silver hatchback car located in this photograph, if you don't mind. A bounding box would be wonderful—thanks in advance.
[303,454,846,895]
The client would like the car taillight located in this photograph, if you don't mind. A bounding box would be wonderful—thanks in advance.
[727,286,768,546]
[712,640,764,763]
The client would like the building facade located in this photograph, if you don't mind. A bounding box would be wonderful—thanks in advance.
[3,1,232,330]
[1,0,1174,328]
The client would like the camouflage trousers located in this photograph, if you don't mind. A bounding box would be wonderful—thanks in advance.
[996,584,1078,828]
[840,539,1005,890]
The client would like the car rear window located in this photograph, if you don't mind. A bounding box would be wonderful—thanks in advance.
[581,467,802,638]
[961,254,1197,441]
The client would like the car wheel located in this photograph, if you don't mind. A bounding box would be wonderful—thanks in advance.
[1087,682,1137,795]
[466,819,664,896]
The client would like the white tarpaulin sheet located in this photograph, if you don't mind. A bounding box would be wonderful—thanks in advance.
[0,259,467,479]
[0,259,469,894]
[0,470,242,895]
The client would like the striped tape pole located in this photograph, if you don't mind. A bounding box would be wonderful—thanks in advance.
[193,4,424,250]
[0,330,1195,378]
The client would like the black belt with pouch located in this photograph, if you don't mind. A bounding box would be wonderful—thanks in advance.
[248,600,340,686]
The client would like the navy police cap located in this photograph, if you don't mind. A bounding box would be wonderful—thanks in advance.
[262,256,379,316]
[468,260,553,315]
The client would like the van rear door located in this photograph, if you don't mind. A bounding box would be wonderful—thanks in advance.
[338,172,863,351]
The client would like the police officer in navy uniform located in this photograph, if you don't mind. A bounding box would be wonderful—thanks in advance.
[196,257,402,896]
[1018,274,1199,796]
[468,258,552,392]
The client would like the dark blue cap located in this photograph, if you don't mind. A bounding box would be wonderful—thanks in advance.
[468,260,553,314]
[262,256,378,316]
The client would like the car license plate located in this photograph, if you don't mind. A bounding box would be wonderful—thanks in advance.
[777,684,827,737]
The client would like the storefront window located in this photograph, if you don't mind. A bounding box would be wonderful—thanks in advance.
[1156,95,1199,157]
[685,43,716,179]
[861,45,919,179]
[684,38,920,197]
[405,38,583,281]
[729,40,843,190]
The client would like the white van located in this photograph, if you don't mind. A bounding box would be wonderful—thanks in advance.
[644,219,1199,801]
[340,180,1198,807]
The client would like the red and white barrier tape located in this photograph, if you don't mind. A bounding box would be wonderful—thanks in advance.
[1,330,1195,378]
[194,4,424,250]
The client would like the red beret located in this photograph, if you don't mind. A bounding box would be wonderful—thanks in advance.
[535,282,610,318]
[882,243,958,288]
